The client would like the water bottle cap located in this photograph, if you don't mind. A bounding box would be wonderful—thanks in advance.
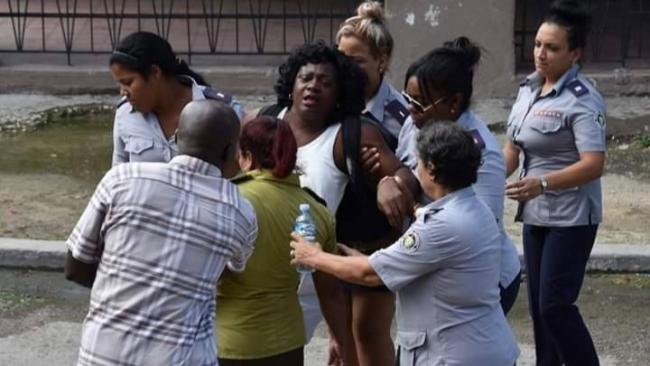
[299,203,310,212]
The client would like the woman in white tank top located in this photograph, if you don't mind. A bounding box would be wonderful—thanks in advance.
[277,108,347,214]
[248,42,419,366]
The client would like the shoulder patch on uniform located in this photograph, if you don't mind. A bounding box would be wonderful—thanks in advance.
[116,97,128,109]
[566,80,589,98]
[385,99,410,125]
[302,187,328,208]
[423,208,443,223]
[401,231,420,251]
[202,87,233,104]
[230,173,253,185]
[468,129,486,150]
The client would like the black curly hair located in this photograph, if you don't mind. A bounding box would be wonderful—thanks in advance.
[416,121,481,190]
[274,40,367,123]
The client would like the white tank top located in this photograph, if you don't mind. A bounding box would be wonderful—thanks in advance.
[279,108,349,214]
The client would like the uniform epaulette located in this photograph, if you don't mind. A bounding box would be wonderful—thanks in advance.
[116,96,129,108]
[566,80,589,98]
[385,99,409,125]
[468,129,486,150]
[423,208,444,223]
[302,187,328,208]
[230,173,253,185]
[202,87,233,104]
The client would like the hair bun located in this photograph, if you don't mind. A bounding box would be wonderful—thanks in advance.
[442,36,482,71]
[356,1,386,23]
[549,0,590,27]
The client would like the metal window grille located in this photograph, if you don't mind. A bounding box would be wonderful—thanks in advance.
[515,0,650,70]
[0,0,362,65]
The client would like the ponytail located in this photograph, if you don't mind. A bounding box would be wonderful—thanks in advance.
[414,36,483,114]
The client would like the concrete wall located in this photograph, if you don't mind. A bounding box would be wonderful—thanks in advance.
[385,0,517,97]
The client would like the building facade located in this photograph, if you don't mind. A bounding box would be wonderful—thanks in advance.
[1,0,648,96]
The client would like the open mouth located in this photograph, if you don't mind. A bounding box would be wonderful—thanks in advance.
[302,94,319,107]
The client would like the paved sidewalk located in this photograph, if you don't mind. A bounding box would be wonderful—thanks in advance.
[1,237,649,272]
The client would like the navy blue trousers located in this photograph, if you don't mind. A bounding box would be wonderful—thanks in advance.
[523,224,599,366]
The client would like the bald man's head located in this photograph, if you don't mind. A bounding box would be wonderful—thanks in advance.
[176,100,240,175]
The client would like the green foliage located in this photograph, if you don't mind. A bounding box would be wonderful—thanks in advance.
[637,134,650,148]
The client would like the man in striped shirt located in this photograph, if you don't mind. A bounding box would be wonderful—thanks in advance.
[65,100,258,366]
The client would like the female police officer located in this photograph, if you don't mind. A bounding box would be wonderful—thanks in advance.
[383,37,522,314]
[291,122,519,366]
[110,31,243,165]
[337,1,409,150]
[504,1,606,365]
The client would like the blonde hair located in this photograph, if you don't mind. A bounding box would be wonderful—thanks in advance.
[336,1,394,61]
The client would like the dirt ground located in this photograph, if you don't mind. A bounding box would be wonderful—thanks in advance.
[1,137,648,244]
[0,96,649,244]
[1,268,648,365]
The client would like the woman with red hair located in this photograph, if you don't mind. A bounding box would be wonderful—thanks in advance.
[216,117,353,366]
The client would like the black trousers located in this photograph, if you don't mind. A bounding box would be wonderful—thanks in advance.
[523,224,599,366]
[218,347,303,366]
[500,271,522,315]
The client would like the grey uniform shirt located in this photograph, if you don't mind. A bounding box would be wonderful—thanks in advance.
[396,111,521,287]
[364,77,409,139]
[112,76,244,166]
[369,187,519,366]
[507,65,606,226]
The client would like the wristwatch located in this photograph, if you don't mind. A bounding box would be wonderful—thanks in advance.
[539,176,549,193]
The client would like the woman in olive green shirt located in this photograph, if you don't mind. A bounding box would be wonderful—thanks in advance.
[216,117,354,366]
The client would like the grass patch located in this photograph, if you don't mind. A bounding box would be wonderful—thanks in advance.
[0,290,46,313]
[637,134,650,148]
[608,274,650,289]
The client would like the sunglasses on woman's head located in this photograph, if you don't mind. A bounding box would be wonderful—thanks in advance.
[401,91,444,114]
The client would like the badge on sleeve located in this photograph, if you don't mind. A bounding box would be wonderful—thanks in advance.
[401,232,420,251]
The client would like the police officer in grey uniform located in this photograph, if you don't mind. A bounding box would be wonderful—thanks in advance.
[113,78,243,165]
[109,32,243,166]
[394,37,521,314]
[363,77,410,150]
[290,122,519,366]
[504,2,605,365]
[336,4,410,365]
[337,1,409,152]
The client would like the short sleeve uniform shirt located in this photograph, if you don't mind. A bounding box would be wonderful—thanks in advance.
[507,65,607,226]
[364,78,410,140]
[112,77,244,166]
[368,188,519,366]
[396,111,521,286]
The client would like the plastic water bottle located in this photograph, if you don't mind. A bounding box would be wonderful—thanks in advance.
[294,203,317,273]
